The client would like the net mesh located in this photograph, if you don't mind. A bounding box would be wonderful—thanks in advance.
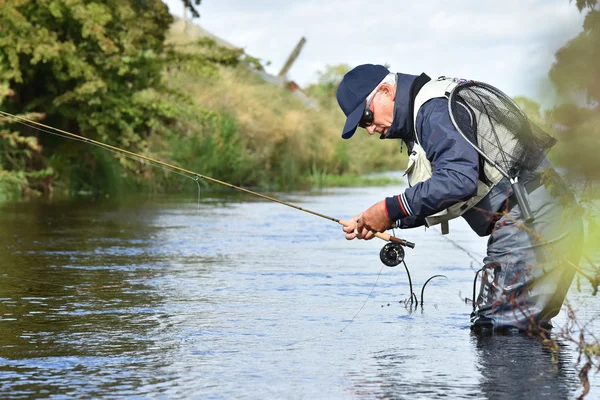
[450,82,556,178]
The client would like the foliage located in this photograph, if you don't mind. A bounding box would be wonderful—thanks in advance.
[546,0,599,302]
[0,110,51,199]
[162,47,406,191]
[0,2,405,200]
[573,0,598,12]
[305,63,352,106]
[308,168,400,188]
[546,0,600,277]
[548,3,600,180]
[0,0,176,196]
[537,2,600,395]
[0,1,267,197]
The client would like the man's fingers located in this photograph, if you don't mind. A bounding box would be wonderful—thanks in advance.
[356,227,371,239]
[356,219,364,229]
[364,231,376,240]
[340,214,373,240]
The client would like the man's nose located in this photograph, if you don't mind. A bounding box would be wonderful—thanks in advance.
[366,125,376,135]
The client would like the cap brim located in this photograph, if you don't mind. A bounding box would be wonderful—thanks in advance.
[341,103,365,139]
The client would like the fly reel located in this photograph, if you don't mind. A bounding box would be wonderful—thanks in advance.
[380,242,405,267]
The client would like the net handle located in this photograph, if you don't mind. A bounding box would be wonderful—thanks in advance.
[510,178,535,223]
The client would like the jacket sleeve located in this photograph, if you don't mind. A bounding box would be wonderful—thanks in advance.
[386,99,479,223]
[396,216,426,229]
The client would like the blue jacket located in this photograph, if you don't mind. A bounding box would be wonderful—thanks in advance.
[383,73,511,236]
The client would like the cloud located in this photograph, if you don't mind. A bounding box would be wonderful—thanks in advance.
[163,0,585,100]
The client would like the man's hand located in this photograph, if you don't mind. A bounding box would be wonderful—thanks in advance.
[340,201,394,241]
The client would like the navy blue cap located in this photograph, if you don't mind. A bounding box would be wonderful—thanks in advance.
[336,64,390,139]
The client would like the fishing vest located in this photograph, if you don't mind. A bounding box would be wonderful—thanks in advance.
[406,77,504,234]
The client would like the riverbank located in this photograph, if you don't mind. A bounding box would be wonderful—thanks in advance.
[0,7,405,202]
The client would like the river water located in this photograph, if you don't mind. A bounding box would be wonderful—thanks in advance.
[1,178,599,399]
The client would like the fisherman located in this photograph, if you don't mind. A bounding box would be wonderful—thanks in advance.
[336,64,583,331]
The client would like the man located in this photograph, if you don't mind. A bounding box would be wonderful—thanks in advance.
[336,64,583,331]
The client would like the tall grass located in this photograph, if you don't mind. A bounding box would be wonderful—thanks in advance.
[158,25,406,191]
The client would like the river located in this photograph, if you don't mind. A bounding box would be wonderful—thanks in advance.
[1,177,599,399]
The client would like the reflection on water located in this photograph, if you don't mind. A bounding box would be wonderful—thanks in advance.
[0,201,176,398]
[473,332,577,399]
[0,183,598,398]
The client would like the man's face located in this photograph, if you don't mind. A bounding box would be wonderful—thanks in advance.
[364,83,396,136]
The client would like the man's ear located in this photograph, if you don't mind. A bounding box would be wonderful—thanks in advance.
[379,83,396,100]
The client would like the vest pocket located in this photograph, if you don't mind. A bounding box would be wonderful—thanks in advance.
[406,145,432,187]
[404,151,417,177]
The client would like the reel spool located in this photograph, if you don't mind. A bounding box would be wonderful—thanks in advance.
[380,242,405,267]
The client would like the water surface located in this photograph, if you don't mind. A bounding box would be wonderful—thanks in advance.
[1,180,598,399]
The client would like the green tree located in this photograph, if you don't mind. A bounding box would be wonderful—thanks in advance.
[0,0,175,196]
[544,3,600,390]
[548,1,599,179]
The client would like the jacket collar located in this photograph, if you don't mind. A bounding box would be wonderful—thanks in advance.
[380,73,431,141]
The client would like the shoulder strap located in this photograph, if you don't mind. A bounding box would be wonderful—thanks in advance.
[412,78,458,145]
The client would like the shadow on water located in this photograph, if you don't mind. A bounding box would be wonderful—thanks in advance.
[349,330,579,399]
[472,332,578,399]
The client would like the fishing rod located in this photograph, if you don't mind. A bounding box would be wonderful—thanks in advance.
[0,110,416,256]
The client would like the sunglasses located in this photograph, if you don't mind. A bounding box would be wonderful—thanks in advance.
[358,94,376,129]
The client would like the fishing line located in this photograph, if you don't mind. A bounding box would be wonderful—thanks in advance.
[0,116,201,291]
[431,226,485,265]
[0,111,194,194]
[0,114,196,185]
[284,258,426,349]
[1,113,209,185]
[340,264,385,332]
[286,258,444,348]
[1,110,419,349]
[0,110,415,248]
[430,225,485,307]
[281,264,386,349]
[195,176,202,214]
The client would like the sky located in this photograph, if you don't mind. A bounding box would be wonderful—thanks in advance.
[162,0,586,104]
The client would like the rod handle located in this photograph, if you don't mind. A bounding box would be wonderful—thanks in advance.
[338,221,416,248]
[511,181,535,223]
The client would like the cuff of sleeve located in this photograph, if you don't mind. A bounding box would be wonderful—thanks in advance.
[385,194,412,221]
